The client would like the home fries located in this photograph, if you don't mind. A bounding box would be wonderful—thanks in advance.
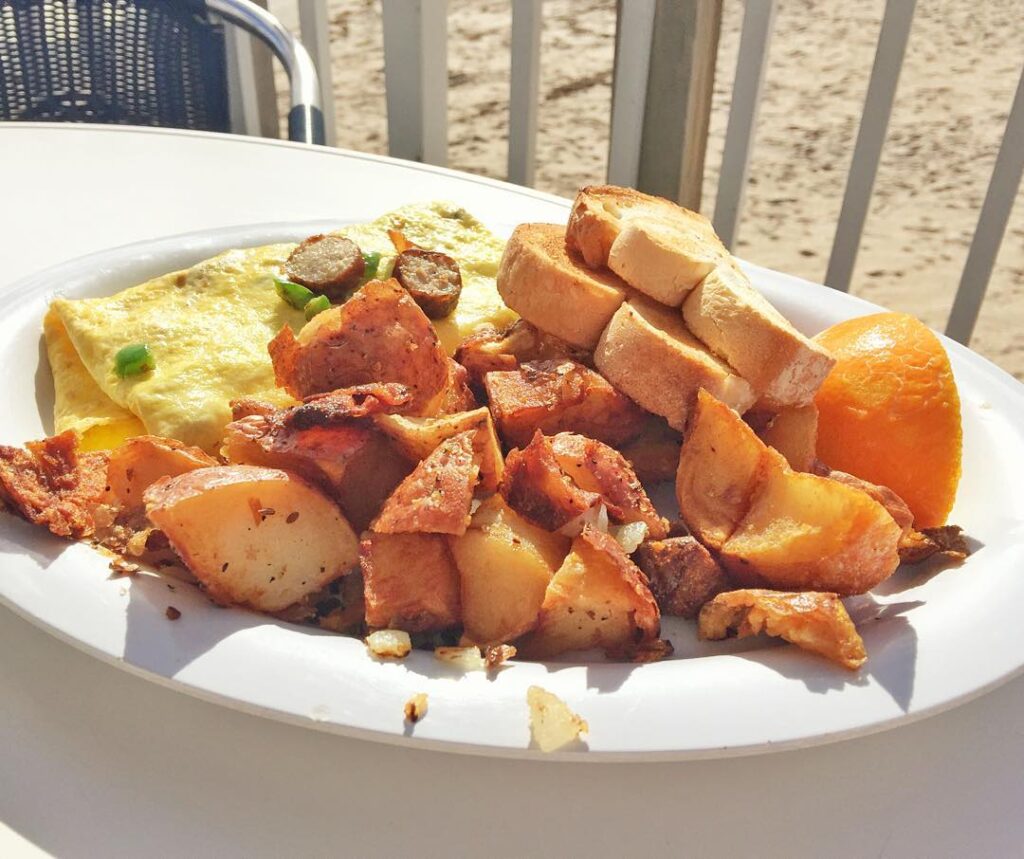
[0,186,968,677]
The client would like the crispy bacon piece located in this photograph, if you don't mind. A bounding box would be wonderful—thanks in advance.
[0,431,109,539]
[549,432,668,538]
[268,278,449,414]
[500,431,600,532]
[698,589,867,671]
[371,431,480,536]
[634,536,732,618]
[484,358,646,449]
[286,382,414,429]
[222,395,414,531]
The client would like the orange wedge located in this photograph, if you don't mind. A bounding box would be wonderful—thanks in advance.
[813,312,962,528]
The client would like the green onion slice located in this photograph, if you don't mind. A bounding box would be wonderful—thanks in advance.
[304,295,331,320]
[275,277,316,310]
[362,251,382,282]
[115,343,154,378]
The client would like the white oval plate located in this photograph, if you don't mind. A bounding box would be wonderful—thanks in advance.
[2,220,1023,762]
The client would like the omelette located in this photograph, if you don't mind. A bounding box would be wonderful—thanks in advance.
[46,202,514,453]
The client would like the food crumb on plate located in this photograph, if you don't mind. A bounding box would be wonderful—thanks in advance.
[404,692,429,723]
[165,606,181,620]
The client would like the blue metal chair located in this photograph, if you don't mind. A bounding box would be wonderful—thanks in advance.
[0,0,324,143]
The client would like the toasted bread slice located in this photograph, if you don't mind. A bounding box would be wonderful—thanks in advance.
[682,265,835,408]
[566,185,728,306]
[496,223,630,349]
[594,294,755,431]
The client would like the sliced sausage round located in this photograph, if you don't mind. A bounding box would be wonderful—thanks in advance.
[285,235,365,300]
[393,249,463,319]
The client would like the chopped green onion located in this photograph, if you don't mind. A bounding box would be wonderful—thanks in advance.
[304,294,331,320]
[115,343,154,378]
[362,251,382,282]
[275,277,316,310]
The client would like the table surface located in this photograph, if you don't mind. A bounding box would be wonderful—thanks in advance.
[1,123,1022,858]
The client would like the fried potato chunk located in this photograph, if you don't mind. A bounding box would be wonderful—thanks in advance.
[455,319,590,389]
[145,465,359,612]
[449,495,570,645]
[268,278,449,414]
[485,359,646,449]
[107,435,216,511]
[372,431,480,536]
[374,407,504,493]
[517,528,660,659]
[676,391,779,549]
[698,589,867,671]
[617,416,682,484]
[678,390,901,595]
[500,432,600,532]
[549,432,668,538]
[634,536,731,618]
[749,404,819,472]
[0,431,109,539]
[360,532,461,631]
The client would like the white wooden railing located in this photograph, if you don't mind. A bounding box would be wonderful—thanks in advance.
[234,0,1023,348]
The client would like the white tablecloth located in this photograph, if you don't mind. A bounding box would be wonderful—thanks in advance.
[1,124,1021,858]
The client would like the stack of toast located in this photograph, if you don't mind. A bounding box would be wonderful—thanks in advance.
[497,185,835,432]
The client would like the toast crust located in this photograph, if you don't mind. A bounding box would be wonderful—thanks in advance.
[594,294,755,431]
[496,223,629,349]
[682,265,836,408]
[566,186,728,306]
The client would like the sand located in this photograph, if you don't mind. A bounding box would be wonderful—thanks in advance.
[268,0,1024,380]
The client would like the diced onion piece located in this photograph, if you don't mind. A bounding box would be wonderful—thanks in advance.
[404,692,429,723]
[610,521,649,554]
[527,686,588,753]
[434,645,486,671]
[556,503,608,538]
[365,629,412,659]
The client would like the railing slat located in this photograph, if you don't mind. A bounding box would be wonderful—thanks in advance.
[607,0,656,188]
[297,0,337,146]
[712,0,775,250]
[381,0,448,165]
[825,0,916,292]
[945,64,1024,345]
[507,0,542,186]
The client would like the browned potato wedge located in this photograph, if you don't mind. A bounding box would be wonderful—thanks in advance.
[617,416,682,485]
[455,319,590,389]
[374,407,504,493]
[330,433,414,532]
[749,404,819,472]
[823,467,914,536]
[500,432,600,532]
[107,435,217,510]
[676,390,782,550]
[634,536,732,618]
[268,278,449,414]
[144,465,359,612]
[449,495,570,645]
[720,466,902,595]
[678,391,901,595]
[437,358,478,414]
[517,528,660,659]
[698,589,867,671]
[360,532,461,631]
[549,432,668,538]
[372,431,480,535]
[485,359,646,450]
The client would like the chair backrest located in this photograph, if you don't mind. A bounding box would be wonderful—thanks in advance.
[0,0,231,132]
[360,0,1023,347]
[0,0,324,142]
